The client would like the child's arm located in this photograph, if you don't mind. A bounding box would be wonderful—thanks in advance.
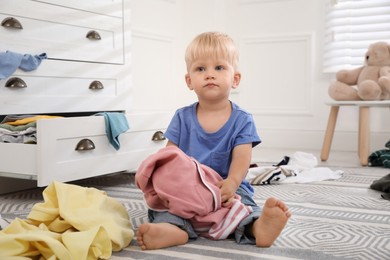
[218,143,252,204]
[166,140,178,147]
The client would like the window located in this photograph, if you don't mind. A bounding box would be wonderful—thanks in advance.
[323,0,390,73]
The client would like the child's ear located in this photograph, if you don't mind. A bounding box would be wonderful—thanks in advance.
[232,72,241,89]
[185,74,193,90]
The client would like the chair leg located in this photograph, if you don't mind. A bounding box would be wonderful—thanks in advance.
[358,106,370,166]
[321,106,339,161]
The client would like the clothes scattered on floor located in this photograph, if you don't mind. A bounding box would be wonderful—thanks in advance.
[0,50,47,80]
[247,156,297,185]
[368,139,390,168]
[247,151,343,185]
[370,173,390,200]
[0,115,62,144]
[0,181,134,260]
[95,112,129,150]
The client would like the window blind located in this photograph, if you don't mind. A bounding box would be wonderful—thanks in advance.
[323,0,390,73]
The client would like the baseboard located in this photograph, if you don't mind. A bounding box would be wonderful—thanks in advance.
[256,129,389,153]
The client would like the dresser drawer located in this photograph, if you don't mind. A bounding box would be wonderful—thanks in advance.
[0,59,130,115]
[38,0,123,17]
[0,1,124,64]
[0,112,172,186]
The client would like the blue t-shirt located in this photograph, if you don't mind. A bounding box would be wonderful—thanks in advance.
[164,101,261,195]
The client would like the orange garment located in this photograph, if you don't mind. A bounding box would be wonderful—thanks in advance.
[5,115,62,125]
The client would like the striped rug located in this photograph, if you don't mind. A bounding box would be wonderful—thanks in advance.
[1,165,389,259]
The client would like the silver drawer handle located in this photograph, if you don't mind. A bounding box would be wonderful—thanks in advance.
[86,30,101,40]
[5,77,27,88]
[75,139,95,151]
[89,80,104,90]
[152,131,166,141]
[1,17,23,29]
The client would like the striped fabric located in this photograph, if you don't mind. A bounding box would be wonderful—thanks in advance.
[250,166,296,185]
[195,198,253,240]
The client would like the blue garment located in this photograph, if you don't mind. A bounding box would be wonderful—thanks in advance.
[96,112,129,150]
[0,51,47,80]
[164,101,261,195]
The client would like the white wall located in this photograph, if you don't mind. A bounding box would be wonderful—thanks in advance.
[129,0,390,154]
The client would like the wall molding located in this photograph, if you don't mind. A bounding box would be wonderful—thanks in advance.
[255,128,389,153]
[132,29,174,43]
[238,0,294,5]
[240,32,315,116]
[158,0,176,4]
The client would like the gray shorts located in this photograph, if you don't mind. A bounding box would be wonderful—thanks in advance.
[147,185,261,244]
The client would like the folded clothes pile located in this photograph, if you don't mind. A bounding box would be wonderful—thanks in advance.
[0,115,61,144]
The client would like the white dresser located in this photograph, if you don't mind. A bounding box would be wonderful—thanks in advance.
[0,0,169,189]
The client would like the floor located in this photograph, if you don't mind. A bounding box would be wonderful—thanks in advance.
[2,148,388,259]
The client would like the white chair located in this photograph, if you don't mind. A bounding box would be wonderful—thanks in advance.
[321,100,390,166]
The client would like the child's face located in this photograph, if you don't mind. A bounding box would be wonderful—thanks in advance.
[185,57,241,102]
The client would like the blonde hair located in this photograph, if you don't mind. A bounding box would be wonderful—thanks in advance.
[185,32,239,71]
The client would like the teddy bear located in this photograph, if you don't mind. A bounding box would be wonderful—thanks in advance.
[328,41,390,101]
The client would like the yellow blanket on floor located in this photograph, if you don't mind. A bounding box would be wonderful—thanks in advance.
[0,181,134,260]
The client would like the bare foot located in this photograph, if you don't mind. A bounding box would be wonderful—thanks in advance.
[137,222,189,250]
[252,197,291,247]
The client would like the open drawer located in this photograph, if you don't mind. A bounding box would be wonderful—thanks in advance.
[0,112,171,186]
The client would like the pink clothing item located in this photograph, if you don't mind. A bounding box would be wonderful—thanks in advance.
[136,146,252,239]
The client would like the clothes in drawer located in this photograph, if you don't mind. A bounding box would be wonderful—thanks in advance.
[0,112,171,186]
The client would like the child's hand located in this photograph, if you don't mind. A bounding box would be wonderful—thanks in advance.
[216,179,237,207]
